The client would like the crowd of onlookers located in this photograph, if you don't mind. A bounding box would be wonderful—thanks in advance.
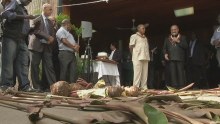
[0,0,79,92]
[118,14,220,90]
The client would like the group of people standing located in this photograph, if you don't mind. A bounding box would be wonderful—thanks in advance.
[129,14,220,89]
[0,0,79,92]
[0,0,219,92]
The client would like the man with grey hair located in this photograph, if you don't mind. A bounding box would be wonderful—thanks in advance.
[0,0,36,92]
[28,3,56,92]
[163,25,188,88]
[56,19,80,83]
[211,14,220,67]
[129,24,150,89]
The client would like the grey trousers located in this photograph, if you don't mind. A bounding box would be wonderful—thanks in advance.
[30,51,56,89]
[58,51,77,83]
[1,37,30,89]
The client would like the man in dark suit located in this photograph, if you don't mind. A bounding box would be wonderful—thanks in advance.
[163,25,188,88]
[186,32,208,88]
[28,3,56,92]
[109,42,122,83]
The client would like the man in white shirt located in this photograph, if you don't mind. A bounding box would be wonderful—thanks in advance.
[56,19,80,83]
[129,24,150,89]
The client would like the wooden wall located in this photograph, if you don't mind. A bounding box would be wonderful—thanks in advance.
[26,0,58,16]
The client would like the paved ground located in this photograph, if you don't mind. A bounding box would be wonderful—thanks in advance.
[0,103,111,124]
[0,104,66,124]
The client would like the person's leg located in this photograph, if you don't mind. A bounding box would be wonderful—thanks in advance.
[176,61,185,88]
[0,42,2,84]
[58,51,71,82]
[41,62,49,90]
[43,51,56,86]
[29,51,42,89]
[132,60,142,88]
[141,61,148,89]
[169,61,177,87]
[52,49,60,81]
[216,48,220,67]
[186,60,194,84]
[1,37,17,87]
[147,62,154,89]
[69,53,77,83]
[16,41,30,90]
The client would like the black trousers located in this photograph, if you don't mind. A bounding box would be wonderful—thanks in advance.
[169,61,185,88]
[186,60,208,89]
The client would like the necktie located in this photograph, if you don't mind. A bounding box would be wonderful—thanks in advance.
[45,18,50,34]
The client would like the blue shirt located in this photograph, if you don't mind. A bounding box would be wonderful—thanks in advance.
[211,26,220,48]
[56,26,76,52]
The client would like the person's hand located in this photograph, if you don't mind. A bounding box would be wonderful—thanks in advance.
[172,37,180,43]
[213,40,220,46]
[164,53,169,61]
[74,44,80,52]
[25,15,36,20]
[47,36,54,44]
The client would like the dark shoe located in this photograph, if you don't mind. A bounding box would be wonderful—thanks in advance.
[0,86,8,92]
[20,85,37,92]
[35,89,44,93]
[0,85,13,92]
[43,89,50,93]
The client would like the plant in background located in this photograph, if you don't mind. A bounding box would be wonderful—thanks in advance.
[33,9,41,15]
[56,13,70,27]
[72,24,83,78]
[72,24,82,43]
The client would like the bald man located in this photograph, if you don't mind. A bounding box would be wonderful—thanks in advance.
[163,25,188,88]
[28,3,56,92]
[129,24,150,89]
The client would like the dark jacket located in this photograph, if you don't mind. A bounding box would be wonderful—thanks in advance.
[28,15,54,52]
[2,1,24,39]
[188,41,208,66]
[112,49,122,63]
[163,35,188,61]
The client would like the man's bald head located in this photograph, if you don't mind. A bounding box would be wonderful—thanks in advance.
[62,19,71,26]
[170,25,180,36]
[49,16,56,26]
[137,24,146,35]
[42,3,53,17]
[62,19,72,31]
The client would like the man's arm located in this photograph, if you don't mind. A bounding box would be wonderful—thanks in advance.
[33,18,53,43]
[163,38,169,61]
[1,1,35,21]
[129,34,136,54]
[61,38,79,52]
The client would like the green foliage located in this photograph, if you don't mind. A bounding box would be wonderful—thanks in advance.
[72,24,82,37]
[76,54,83,77]
[143,103,168,124]
[33,9,41,15]
[56,13,70,26]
